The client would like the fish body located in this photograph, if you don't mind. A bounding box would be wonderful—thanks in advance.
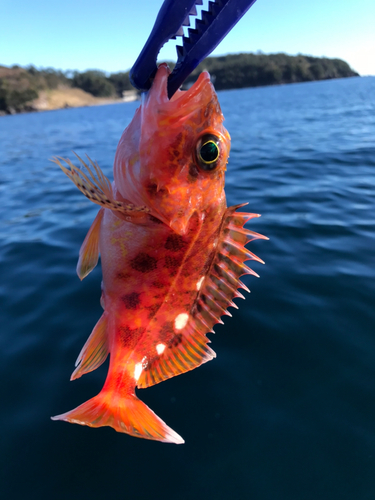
[52,64,266,443]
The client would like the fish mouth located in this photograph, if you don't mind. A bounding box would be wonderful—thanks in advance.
[146,63,214,115]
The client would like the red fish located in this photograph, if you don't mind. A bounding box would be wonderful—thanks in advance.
[52,63,266,444]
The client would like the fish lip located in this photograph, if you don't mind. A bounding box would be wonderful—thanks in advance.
[169,71,212,104]
[151,63,213,107]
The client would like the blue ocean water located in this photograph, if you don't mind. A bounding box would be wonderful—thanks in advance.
[0,76,374,500]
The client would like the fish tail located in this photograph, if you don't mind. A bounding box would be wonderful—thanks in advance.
[51,391,184,444]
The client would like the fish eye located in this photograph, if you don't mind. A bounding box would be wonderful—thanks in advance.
[196,134,221,171]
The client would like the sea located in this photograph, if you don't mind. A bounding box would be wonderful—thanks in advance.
[0,76,374,500]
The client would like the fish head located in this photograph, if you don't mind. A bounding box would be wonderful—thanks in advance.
[114,63,230,235]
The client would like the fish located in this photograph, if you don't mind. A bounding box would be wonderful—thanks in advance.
[51,63,267,444]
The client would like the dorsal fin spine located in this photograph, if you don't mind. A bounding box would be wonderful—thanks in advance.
[204,294,230,318]
[234,290,245,300]
[137,205,266,390]
[200,301,225,324]
[241,265,260,278]
[223,238,264,264]
[194,313,211,332]
[210,272,237,297]
[216,261,238,285]
[226,224,267,243]
[206,282,236,307]
[238,280,250,293]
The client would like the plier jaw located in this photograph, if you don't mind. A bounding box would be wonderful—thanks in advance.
[130,0,258,98]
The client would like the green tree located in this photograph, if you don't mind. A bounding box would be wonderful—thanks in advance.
[108,72,133,96]
[72,70,116,97]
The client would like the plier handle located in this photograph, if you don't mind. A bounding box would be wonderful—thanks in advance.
[130,0,258,98]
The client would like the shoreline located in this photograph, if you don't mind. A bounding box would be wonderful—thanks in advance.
[0,74,365,117]
[0,87,131,116]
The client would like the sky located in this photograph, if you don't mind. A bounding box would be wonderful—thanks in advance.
[1,0,374,76]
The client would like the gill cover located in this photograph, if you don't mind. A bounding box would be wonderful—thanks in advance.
[113,64,231,234]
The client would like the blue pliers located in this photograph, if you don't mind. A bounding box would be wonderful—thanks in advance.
[130,0,258,98]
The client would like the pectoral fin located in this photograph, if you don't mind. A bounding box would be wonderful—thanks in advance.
[52,154,150,223]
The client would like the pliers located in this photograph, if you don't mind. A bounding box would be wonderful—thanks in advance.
[130,0,258,98]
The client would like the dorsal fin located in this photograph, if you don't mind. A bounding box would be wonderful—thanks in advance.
[52,154,150,223]
[76,208,104,280]
[138,326,216,389]
[137,204,268,389]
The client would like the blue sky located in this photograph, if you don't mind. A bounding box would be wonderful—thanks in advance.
[1,0,374,75]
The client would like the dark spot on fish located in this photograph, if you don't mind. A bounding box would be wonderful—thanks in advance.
[169,334,183,348]
[182,268,193,277]
[167,149,181,165]
[165,256,180,275]
[188,162,199,183]
[149,215,164,224]
[105,199,111,203]
[200,294,207,304]
[165,234,187,252]
[196,302,203,313]
[90,189,95,194]
[122,292,141,309]
[147,303,160,319]
[213,263,224,277]
[186,289,198,299]
[152,280,166,289]
[118,325,145,348]
[147,183,168,197]
[146,183,158,196]
[170,132,183,150]
[117,272,130,280]
[159,321,174,341]
[130,253,157,273]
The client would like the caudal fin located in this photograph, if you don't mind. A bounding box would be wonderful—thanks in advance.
[51,392,184,444]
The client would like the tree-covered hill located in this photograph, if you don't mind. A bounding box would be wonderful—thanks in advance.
[184,53,359,90]
[0,65,71,113]
[0,53,359,114]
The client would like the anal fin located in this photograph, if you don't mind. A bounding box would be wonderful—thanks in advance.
[71,313,109,381]
[77,208,104,280]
